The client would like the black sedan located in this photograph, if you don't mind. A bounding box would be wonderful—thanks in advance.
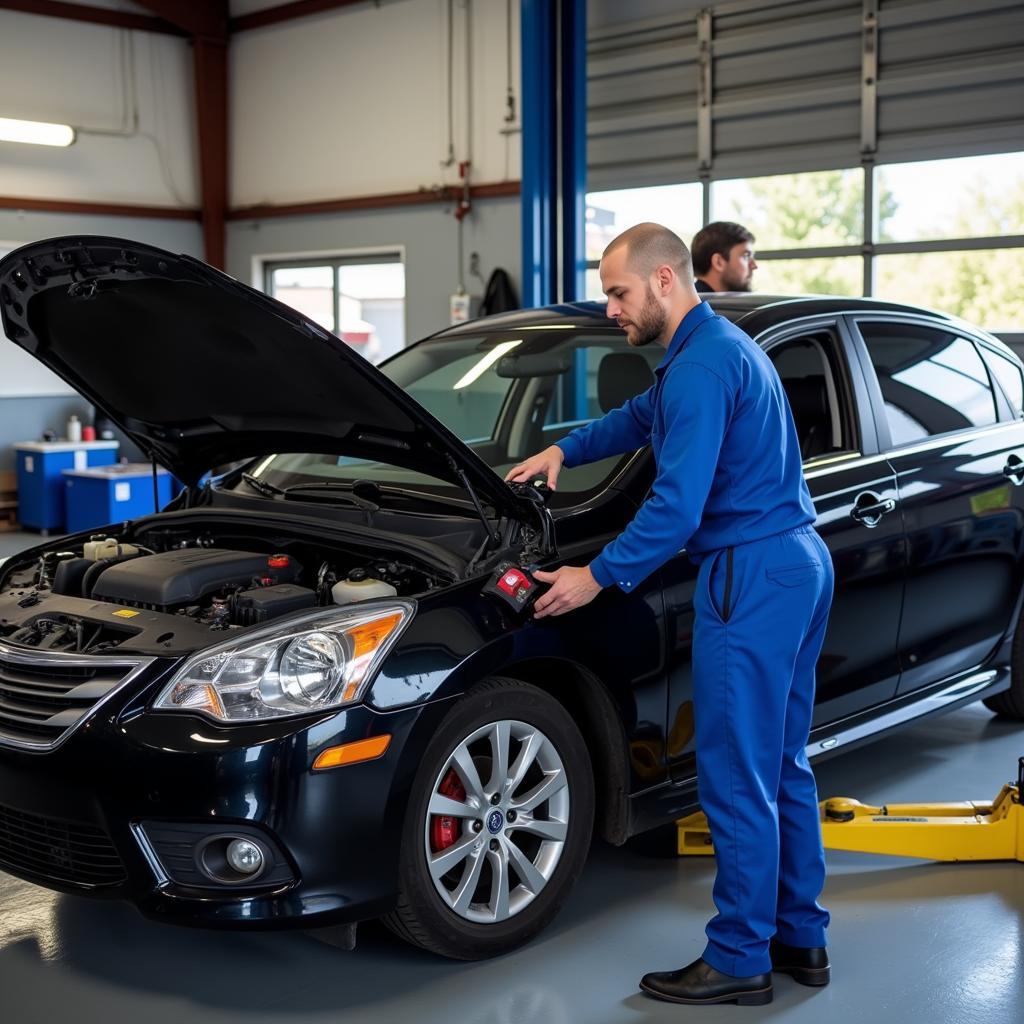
[0,237,1021,959]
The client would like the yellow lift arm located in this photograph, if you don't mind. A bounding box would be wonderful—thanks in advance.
[677,757,1024,862]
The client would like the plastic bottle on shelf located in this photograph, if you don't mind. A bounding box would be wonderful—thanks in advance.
[66,414,82,443]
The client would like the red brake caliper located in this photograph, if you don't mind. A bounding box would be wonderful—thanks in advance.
[430,768,466,852]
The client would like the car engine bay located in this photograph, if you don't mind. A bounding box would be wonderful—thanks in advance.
[0,525,445,657]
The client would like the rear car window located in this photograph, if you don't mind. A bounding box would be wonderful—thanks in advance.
[858,321,998,446]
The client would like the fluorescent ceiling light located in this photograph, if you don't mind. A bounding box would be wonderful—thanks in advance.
[454,340,522,390]
[0,117,75,147]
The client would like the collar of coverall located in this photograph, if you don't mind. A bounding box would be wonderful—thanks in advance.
[654,300,718,377]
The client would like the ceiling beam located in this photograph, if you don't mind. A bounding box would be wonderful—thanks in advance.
[131,0,227,39]
[0,196,200,219]
[228,182,521,221]
[230,0,369,34]
[192,35,229,267]
[0,0,186,36]
[134,2,230,267]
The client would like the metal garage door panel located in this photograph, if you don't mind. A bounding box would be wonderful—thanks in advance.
[876,0,1024,163]
[587,12,699,190]
[586,0,1023,190]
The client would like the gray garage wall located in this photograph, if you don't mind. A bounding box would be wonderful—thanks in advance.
[226,196,521,344]
[0,210,203,472]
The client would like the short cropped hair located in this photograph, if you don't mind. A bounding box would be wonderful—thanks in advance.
[691,222,755,275]
[602,222,693,281]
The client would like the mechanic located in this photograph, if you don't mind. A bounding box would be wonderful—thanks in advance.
[505,222,834,1006]
[691,220,758,293]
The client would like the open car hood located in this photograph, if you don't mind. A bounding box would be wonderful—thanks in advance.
[0,236,532,520]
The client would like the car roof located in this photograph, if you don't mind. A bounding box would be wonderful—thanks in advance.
[435,294,956,339]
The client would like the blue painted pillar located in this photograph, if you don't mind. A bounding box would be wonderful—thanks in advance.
[521,0,587,308]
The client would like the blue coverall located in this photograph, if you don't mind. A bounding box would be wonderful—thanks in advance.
[556,301,834,977]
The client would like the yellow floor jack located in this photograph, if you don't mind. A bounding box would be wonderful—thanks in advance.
[677,757,1024,863]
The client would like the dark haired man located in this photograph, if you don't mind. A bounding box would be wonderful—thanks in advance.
[506,222,833,1006]
[691,221,757,292]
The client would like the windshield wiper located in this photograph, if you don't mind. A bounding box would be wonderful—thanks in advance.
[281,482,378,506]
[241,472,285,497]
[280,482,380,524]
[241,474,377,524]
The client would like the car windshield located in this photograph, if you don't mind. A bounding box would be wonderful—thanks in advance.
[239,327,662,508]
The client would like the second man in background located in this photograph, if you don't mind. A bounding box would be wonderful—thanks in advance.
[692,221,758,293]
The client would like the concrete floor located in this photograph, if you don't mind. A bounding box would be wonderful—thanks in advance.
[0,531,59,559]
[1,529,1022,1023]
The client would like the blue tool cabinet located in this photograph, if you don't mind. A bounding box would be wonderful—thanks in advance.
[63,463,172,535]
[15,441,120,532]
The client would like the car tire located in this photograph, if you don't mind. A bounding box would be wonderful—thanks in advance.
[983,603,1024,719]
[382,677,594,959]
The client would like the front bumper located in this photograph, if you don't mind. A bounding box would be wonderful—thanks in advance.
[0,677,451,930]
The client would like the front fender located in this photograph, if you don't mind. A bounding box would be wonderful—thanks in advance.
[369,578,662,730]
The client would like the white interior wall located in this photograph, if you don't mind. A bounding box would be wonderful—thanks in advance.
[228,195,521,342]
[0,1,523,472]
[230,0,520,205]
[0,11,198,208]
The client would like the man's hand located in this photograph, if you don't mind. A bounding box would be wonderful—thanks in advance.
[532,565,603,618]
[505,445,565,490]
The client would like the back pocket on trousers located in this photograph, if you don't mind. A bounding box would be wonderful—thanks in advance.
[765,562,819,587]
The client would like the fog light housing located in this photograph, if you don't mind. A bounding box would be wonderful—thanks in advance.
[226,838,265,875]
[197,834,271,885]
[137,822,294,890]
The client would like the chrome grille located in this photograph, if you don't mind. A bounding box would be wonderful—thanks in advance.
[0,644,150,750]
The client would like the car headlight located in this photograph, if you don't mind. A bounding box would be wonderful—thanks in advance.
[153,601,413,722]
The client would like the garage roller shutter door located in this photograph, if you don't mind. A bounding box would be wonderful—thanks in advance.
[587,0,1024,190]
[587,12,700,191]
[875,0,1024,164]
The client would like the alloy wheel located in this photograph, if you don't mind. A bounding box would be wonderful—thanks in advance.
[422,718,570,924]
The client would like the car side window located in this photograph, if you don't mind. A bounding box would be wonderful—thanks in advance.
[980,346,1024,418]
[858,321,998,446]
[543,344,660,429]
[767,331,854,462]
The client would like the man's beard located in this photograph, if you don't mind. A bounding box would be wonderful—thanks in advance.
[626,286,667,347]
[722,266,752,292]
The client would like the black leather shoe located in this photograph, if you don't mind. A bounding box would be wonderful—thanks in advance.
[639,957,773,1006]
[769,940,831,986]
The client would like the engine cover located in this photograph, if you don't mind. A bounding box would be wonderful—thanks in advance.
[90,549,300,608]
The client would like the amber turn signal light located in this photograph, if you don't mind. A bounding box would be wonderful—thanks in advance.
[312,734,392,770]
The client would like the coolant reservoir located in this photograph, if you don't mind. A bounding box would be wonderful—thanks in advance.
[84,537,139,561]
[331,569,398,604]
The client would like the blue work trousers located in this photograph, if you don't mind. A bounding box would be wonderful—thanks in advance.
[692,524,834,977]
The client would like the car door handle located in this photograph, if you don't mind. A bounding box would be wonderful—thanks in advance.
[851,493,897,528]
[1002,456,1024,486]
